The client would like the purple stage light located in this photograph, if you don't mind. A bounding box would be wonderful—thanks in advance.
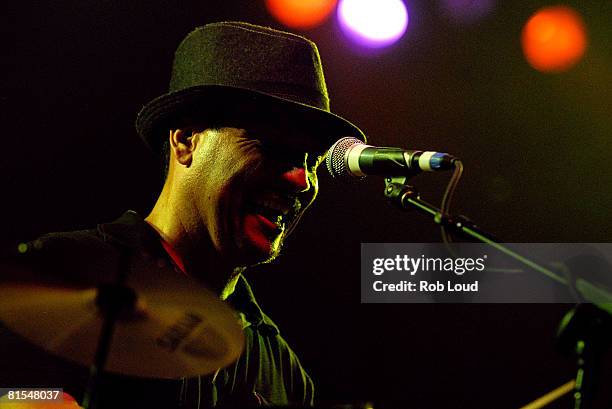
[338,0,409,48]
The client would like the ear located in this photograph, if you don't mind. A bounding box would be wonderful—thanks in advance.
[169,128,198,167]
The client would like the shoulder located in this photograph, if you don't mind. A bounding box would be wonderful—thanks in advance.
[5,228,111,275]
[1,214,146,284]
[274,330,315,395]
[224,277,315,405]
[26,227,113,257]
[248,316,315,406]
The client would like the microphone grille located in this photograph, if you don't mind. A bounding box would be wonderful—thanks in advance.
[326,137,363,179]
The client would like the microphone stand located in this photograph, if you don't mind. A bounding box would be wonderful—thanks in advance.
[383,176,612,409]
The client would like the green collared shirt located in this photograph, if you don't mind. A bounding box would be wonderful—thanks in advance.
[180,275,314,408]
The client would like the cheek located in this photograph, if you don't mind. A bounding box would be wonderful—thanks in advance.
[220,167,260,246]
[197,154,255,222]
[190,162,240,250]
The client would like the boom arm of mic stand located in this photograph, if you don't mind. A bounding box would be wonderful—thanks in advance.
[384,176,571,286]
[383,176,612,409]
[385,176,612,310]
[384,177,612,311]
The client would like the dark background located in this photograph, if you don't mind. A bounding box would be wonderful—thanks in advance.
[2,0,611,408]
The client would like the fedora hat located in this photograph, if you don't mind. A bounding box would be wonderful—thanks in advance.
[135,21,366,153]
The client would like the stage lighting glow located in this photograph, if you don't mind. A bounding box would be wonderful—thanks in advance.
[265,0,338,29]
[521,6,587,73]
[338,0,408,48]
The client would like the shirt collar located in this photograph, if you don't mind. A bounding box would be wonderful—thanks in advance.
[226,274,279,336]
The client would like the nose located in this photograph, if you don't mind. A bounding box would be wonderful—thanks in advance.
[281,167,309,193]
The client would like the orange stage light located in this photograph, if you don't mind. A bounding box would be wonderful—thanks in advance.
[521,5,588,73]
[265,0,338,29]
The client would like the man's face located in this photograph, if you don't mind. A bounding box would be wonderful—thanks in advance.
[184,123,326,266]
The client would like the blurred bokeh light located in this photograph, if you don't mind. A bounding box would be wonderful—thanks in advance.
[265,0,338,29]
[338,0,409,48]
[521,5,588,72]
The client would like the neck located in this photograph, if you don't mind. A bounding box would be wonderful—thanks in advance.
[145,184,240,298]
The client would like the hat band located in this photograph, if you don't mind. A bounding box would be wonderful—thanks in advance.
[170,80,330,112]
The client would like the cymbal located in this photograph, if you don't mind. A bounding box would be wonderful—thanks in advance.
[0,261,245,379]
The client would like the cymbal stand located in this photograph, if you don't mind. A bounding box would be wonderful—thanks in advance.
[81,249,135,409]
[556,304,612,409]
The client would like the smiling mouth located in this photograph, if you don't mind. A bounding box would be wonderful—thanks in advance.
[248,193,300,233]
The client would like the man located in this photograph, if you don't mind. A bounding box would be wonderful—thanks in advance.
[1,21,365,408]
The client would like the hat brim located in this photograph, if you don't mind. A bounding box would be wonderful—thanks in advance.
[135,85,366,154]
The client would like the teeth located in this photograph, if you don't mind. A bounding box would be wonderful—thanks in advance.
[254,197,290,216]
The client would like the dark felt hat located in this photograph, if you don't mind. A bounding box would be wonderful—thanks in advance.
[135,21,366,152]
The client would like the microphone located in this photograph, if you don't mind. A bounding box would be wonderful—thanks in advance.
[326,137,458,179]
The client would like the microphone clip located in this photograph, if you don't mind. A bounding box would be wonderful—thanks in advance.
[384,177,418,210]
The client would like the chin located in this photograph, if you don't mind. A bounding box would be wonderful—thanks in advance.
[236,214,286,266]
[242,233,284,266]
